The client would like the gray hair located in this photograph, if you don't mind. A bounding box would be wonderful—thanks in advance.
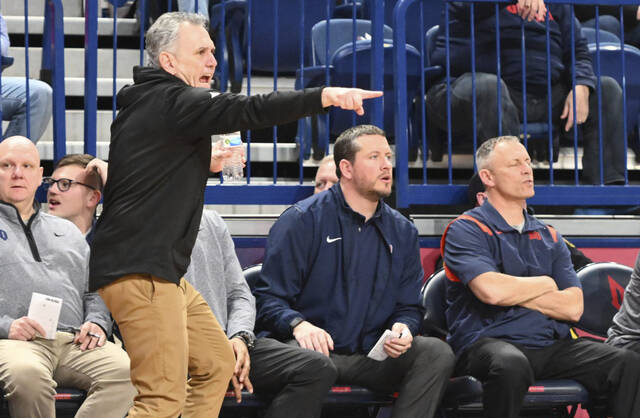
[475,135,520,170]
[145,12,209,68]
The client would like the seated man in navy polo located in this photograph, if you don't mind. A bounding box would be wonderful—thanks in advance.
[441,135,640,418]
[254,125,455,418]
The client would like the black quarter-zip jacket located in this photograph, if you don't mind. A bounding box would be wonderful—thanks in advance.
[89,66,326,291]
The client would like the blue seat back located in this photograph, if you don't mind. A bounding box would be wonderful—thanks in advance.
[425,24,439,67]
[575,262,632,338]
[328,39,421,139]
[588,42,640,134]
[249,0,334,73]
[581,27,621,45]
[311,19,393,66]
[420,268,448,338]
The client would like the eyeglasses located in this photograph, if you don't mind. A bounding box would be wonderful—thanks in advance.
[42,177,97,192]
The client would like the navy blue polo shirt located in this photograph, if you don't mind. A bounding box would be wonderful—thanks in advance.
[442,201,581,355]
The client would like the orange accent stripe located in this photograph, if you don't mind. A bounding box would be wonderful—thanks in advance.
[547,225,558,243]
[444,263,461,282]
[458,215,493,236]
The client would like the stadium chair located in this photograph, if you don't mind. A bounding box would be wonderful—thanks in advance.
[239,265,396,417]
[310,19,393,66]
[421,269,589,417]
[581,27,621,45]
[574,262,633,339]
[297,36,422,160]
[0,387,86,418]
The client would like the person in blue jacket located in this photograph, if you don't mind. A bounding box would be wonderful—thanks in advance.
[426,1,625,185]
[442,135,640,418]
[254,125,455,418]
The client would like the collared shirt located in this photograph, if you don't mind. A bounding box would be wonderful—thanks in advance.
[255,184,424,354]
[442,201,580,354]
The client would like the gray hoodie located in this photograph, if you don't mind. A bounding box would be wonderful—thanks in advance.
[0,201,112,338]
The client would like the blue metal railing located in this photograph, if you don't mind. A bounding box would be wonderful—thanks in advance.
[394,0,640,208]
[24,0,640,207]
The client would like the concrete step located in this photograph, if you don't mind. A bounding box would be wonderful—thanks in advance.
[3,0,84,18]
[5,16,138,37]
[4,46,142,78]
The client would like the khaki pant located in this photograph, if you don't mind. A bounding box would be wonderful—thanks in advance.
[99,274,235,418]
[0,332,135,418]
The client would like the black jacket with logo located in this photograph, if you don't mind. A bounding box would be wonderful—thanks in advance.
[89,66,325,291]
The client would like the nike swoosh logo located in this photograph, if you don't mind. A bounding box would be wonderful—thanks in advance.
[326,236,342,243]
[54,232,64,237]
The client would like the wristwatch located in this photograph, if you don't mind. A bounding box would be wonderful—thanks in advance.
[289,317,305,332]
[231,331,256,351]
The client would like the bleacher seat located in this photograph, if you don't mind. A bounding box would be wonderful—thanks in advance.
[297,35,422,159]
[421,269,589,417]
[581,27,621,45]
[574,262,633,339]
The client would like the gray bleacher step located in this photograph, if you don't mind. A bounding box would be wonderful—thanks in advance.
[5,16,138,37]
[36,138,303,163]
[3,0,83,18]
[5,46,142,79]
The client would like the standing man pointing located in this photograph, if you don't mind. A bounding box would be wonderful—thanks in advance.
[89,12,382,418]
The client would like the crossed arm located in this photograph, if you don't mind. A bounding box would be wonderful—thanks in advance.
[469,272,583,322]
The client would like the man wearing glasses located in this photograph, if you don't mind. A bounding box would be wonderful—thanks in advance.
[45,154,105,241]
[0,136,135,418]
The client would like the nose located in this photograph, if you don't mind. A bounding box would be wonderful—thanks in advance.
[208,51,217,69]
[11,165,24,178]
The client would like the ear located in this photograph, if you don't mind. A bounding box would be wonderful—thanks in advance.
[158,51,176,75]
[87,190,101,209]
[338,159,353,180]
[478,168,495,189]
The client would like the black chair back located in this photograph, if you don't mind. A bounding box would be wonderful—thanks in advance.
[420,268,448,338]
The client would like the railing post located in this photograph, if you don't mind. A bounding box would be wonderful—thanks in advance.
[84,0,98,156]
[393,0,413,208]
[369,0,384,127]
[46,0,67,163]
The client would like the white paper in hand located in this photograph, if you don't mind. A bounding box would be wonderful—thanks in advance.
[27,292,62,340]
[367,329,399,361]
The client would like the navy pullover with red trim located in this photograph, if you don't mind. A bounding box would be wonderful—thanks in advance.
[431,3,596,93]
[441,201,581,355]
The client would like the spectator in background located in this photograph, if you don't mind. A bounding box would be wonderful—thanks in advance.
[255,125,455,418]
[45,154,105,241]
[0,15,52,143]
[426,2,626,185]
[313,154,338,194]
[441,135,640,418]
[0,136,135,418]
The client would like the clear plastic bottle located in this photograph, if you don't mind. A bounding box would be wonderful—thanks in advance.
[221,134,244,183]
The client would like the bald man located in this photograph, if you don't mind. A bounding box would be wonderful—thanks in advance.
[0,137,135,418]
[313,155,338,195]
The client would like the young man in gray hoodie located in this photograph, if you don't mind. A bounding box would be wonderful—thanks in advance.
[0,136,135,418]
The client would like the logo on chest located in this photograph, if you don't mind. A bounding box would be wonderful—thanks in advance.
[0,230,7,241]
[528,231,542,241]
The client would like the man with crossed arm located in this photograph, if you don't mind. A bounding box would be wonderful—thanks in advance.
[441,135,640,418]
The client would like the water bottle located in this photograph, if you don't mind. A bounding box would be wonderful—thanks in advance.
[221,134,244,183]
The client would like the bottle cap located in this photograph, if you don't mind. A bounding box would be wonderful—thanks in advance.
[223,135,243,147]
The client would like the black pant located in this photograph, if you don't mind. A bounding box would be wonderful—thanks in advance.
[248,337,337,418]
[250,336,454,418]
[455,337,640,418]
[426,72,626,184]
